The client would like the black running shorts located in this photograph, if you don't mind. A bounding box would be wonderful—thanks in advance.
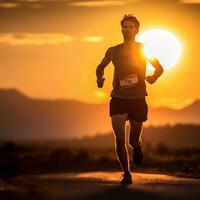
[109,97,148,122]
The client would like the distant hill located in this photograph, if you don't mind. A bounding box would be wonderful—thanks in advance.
[148,100,200,125]
[0,88,199,140]
[68,124,200,149]
[0,88,110,140]
[18,124,200,149]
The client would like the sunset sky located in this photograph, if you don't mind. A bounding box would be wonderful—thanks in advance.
[0,0,200,109]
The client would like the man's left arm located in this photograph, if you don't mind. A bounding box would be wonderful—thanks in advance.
[146,58,164,84]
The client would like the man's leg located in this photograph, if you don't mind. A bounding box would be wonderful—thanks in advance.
[129,120,143,148]
[128,119,144,165]
[111,114,130,174]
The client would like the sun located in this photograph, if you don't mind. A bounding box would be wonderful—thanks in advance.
[136,29,182,71]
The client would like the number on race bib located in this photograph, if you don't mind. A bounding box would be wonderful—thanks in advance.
[119,74,138,89]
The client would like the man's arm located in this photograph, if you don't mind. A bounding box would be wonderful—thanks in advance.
[96,47,112,88]
[146,58,164,84]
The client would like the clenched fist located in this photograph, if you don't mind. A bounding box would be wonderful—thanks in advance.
[97,78,105,88]
[145,75,157,84]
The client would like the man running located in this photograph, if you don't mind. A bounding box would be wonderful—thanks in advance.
[96,14,164,185]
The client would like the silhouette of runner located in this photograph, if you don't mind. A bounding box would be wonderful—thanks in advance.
[96,14,164,185]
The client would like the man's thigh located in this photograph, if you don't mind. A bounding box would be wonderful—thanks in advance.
[111,114,128,138]
[129,119,143,129]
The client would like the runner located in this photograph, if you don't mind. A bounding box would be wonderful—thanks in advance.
[96,14,164,185]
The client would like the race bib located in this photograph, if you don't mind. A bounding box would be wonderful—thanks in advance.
[119,74,138,89]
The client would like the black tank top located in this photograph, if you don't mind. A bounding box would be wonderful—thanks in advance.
[109,42,148,99]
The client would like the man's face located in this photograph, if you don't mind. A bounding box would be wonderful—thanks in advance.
[121,20,138,40]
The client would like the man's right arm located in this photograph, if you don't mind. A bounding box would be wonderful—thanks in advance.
[96,47,112,88]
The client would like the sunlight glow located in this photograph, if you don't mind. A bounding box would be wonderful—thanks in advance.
[94,90,107,99]
[136,29,182,71]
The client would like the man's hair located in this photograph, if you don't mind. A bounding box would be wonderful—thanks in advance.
[120,14,140,30]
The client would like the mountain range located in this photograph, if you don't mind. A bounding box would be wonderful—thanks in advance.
[0,88,199,140]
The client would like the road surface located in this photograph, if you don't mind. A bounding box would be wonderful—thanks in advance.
[0,172,200,200]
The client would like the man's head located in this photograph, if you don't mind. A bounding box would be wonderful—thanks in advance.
[121,14,140,40]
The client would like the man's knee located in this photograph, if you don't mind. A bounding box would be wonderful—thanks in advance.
[129,138,142,148]
[129,120,143,130]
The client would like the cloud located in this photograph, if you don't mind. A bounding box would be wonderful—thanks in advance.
[180,0,200,3]
[2,0,199,9]
[0,33,74,45]
[0,33,104,45]
[29,4,42,8]
[82,36,103,42]
[67,0,137,7]
[17,0,40,2]
[0,0,145,9]
[16,0,66,1]
[0,3,19,8]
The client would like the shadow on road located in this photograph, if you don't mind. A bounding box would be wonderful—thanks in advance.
[73,185,159,200]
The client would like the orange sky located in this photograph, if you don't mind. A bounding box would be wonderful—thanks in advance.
[0,0,200,109]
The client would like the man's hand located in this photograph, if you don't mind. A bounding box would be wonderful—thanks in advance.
[97,78,105,88]
[145,75,157,84]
